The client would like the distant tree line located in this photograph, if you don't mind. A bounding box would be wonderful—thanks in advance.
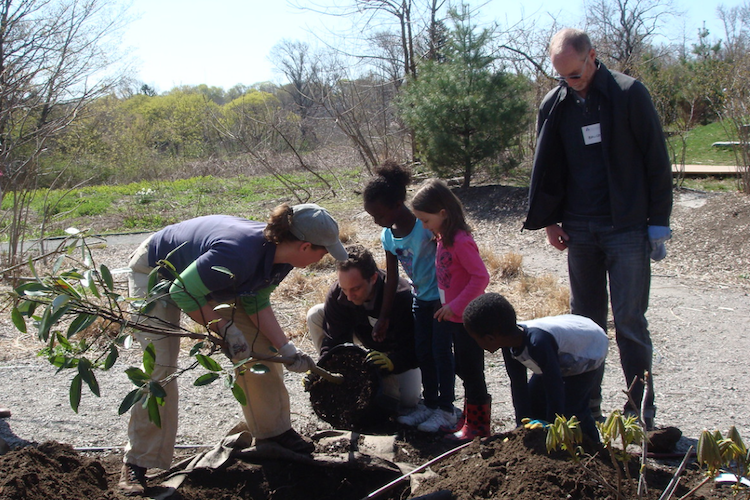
[2,0,750,262]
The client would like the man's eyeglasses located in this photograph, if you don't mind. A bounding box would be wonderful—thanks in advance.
[556,55,589,82]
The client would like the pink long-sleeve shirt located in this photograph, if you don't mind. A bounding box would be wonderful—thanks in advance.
[436,230,490,323]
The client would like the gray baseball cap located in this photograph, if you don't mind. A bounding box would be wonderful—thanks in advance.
[290,203,348,261]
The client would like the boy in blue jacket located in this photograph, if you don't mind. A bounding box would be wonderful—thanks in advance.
[463,293,608,442]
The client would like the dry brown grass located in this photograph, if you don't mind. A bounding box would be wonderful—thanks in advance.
[336,220,357,245]
[482,247,570,321]
[481,246,523,281]
[489,273,570,321]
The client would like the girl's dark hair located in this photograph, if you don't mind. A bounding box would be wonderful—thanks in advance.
[263,203,325,251]
[411,179,470,247]
[362,160,412,208]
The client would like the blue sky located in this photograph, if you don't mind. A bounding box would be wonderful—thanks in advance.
[121,0,735,92]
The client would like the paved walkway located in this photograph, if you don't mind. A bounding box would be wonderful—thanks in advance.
[676,164,741,175]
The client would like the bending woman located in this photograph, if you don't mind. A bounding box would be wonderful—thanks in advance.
[119,203,347,495]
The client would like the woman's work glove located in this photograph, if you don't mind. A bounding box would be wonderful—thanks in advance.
[279,341,316,373]
[365,350,394,373]
[222,324,250,361]
[648,225,672,261]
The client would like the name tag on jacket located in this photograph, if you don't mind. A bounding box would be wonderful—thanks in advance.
[582,123,602,145]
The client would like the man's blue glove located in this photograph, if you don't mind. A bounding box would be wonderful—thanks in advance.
[365,351,394,373]
[648,225,672,261]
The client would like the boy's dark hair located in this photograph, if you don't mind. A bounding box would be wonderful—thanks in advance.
[463,293,518,338]
[363,160,412,208]
[336,244,378,279]
[411,179,470,247]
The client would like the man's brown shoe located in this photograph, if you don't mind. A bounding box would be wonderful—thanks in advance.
[118,463,147,496]
[0,407,10,419]
[256,428,314,454]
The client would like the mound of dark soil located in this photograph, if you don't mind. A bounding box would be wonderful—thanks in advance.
[411,428,729,500]
[0,442,115,500]
[177,454,406,500]
[0,429,737,500]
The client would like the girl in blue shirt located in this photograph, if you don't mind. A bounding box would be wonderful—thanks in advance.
[364,161,458,433]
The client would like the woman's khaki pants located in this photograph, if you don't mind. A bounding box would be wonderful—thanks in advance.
[124,236,291,469]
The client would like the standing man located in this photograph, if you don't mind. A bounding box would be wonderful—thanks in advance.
[307,244,422,414]
[523,28,673,429]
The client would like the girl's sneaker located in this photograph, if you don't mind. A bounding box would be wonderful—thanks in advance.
[418,408,458,433]
[397,404,434,427]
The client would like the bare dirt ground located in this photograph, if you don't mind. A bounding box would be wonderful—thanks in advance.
[0,184,749,499]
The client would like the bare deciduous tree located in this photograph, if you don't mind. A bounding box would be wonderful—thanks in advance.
[0,0,128,266]
[270,39,320,142]
[584,0,678,75]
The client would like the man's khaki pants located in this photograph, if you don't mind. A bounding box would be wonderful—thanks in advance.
[125,236,291,470]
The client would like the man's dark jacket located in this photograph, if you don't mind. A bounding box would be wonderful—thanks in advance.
[320,270,418,374]
[523,61,672,231]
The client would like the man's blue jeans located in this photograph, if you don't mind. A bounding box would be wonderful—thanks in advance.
[563,220,655,419]
[414,298,455,411]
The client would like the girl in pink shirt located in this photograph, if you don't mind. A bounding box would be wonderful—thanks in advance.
[412,179,491,441]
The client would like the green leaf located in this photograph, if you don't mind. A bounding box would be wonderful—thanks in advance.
[84,270,101,298]
[54,279,81,300]
[194,373,220,386]
[231,383,247,406]
[15,299,38,316]
[83,248,93,268]
[11,307,27,333]
[56,332,73,350]
[189,341,205,356]
[67,313,98,338]
[38,307,52,342]
[100,264,114,290]
[119,388,144,415]
[250,363,270,375]
[125,366,150,386]
[38,300,73,342]
[163,241,187,265]
[106,292,125,303]
[50,294,71,315]
[49,354,77,370]
[149,381,167,398]
[121,334,133,349]
[147,395,162,428]
[53,254,66,275]
[61,271,85,280]
[147,268,159,294]
[195,354,222,372]
[78,358,100,397]
[103,345,118,370]
[210,266,235,278]
[143,342,156,375]
[16,282,50,294]
[29,256,40,281]
[70,374,82,413]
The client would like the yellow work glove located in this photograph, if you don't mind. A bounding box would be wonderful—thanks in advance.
[365,350,394,373]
